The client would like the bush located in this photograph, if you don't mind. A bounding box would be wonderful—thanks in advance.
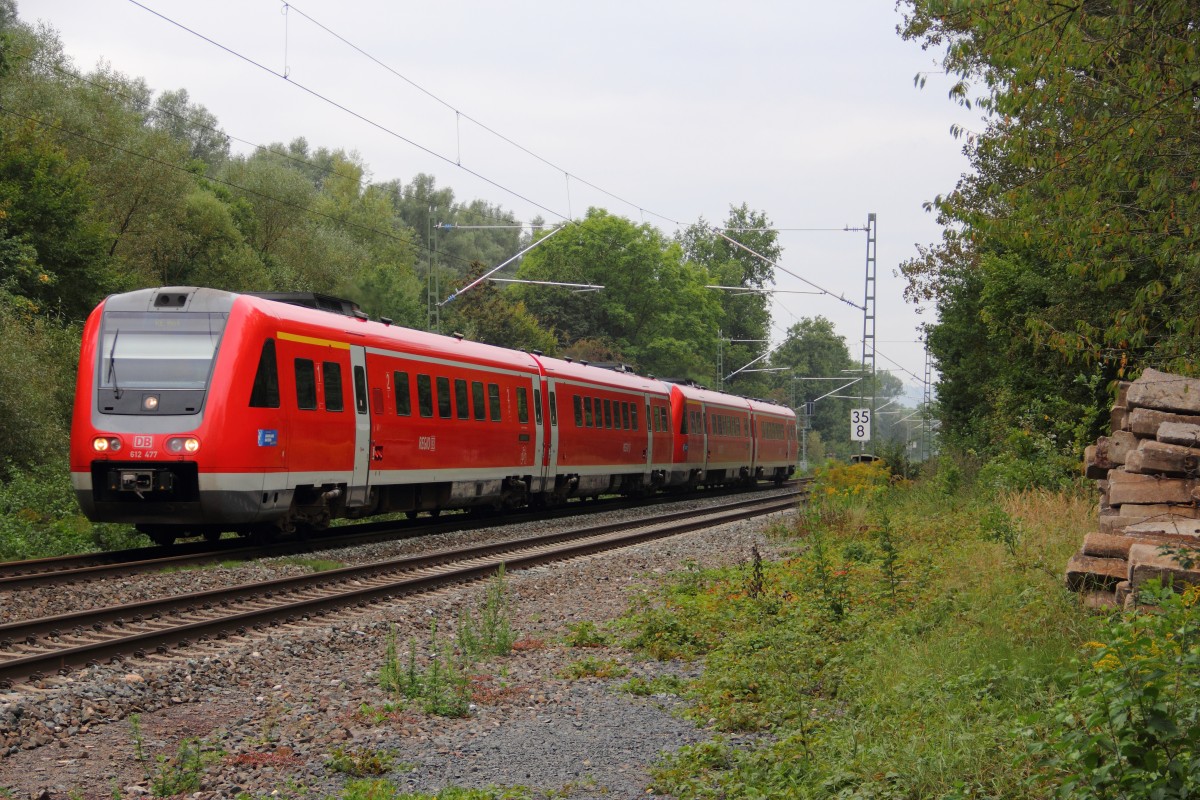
[1029,581,1200,798]
[0,458,145,559]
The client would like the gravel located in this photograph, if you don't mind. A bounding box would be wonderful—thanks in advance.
[0,492,795,798]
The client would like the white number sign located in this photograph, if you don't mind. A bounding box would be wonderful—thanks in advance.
[850,408,871,442]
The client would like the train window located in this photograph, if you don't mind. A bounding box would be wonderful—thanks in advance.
[584,396,593,427]
[488,383,501,421]
[417,374,433,418]
[436,376,452,418]
[472,381,486,420]
[603,399,612,429]
[549,390,558,426]
[679,409,687,435]
[353,366,368,414]
[517,387,529,423]
[631,403,638,431]
[394,372,411,416]
[249,339,280,408]
[455,379,469,420]
[534,389,543,425]
[574,395,583,427]
[621,402,630,430]
[322,362,344,412]
[647,404,654,432]
[295,359,317,410]
[661,407,669,432]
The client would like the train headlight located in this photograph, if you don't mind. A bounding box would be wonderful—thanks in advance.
[92,436,122,452]
[142,394,160,412]
[166,436,200,454]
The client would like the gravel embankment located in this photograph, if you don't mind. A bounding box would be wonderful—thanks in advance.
[0,494,795,798]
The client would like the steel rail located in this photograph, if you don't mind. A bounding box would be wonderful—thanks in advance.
[0,493,798,688]
[0,481,805,588]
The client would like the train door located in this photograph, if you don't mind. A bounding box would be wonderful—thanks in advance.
[347,345,371,506]
[642,391,655,475]
[542,378,559,475]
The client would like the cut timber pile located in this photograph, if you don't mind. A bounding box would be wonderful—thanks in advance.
[1069,368,1200,608]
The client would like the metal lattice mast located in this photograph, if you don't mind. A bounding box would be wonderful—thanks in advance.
[923,339,933,460]
[861,213,877,456]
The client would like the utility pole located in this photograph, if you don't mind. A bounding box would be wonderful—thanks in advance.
[860,212,877,458]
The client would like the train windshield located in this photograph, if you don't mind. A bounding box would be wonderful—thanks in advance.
[99,311,227,391]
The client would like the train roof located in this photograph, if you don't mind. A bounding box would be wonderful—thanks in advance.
[667,381,796,418]
[530,354,670,395]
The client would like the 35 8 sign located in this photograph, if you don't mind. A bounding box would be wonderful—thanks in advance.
[850,408,871,442]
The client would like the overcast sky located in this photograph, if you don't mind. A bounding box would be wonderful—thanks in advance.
[16,0,979,403]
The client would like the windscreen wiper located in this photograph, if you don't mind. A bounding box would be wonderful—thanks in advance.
[106,329,122,399]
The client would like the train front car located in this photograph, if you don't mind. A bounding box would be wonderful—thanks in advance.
[71,287,256,544]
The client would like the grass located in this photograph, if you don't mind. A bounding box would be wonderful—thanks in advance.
[619,464,1107,798]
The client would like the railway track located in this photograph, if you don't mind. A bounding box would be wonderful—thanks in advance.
[0,481,806,589]
[0,491,798,689]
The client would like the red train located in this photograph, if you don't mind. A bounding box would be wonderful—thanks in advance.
[70,287,797,545]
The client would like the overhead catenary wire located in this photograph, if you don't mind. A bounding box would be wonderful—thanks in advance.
[280,2,683,229]
[126,0,569,224]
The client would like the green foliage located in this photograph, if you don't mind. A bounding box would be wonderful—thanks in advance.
[562,620,609,648]
[516,208,722,382]
[1027,582,1200,799]
[0,299,77,477]
[379,622,472,718]
[558,656,629,680]
[325,747,398,777]
[625,475,1099,798]
[900,1,1197,453]
[620,673,688,697]
[0,458,145,559]
[337,784,533,800]
[379,569,516,718]
[128,713,221,797]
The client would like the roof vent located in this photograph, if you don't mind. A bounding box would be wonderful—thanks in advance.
[453,332,464,341]
[380,317,393,326]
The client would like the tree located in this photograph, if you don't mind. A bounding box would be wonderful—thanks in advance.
[515,208,721,381]
[443,262,557,354]
[898,0,1193,453]
[148,88,229,172]
[769,317,858,458]
[679,204,780,395]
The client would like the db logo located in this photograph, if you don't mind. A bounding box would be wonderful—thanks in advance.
[134,435,154,449]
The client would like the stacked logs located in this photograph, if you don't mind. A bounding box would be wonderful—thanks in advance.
[1067,368,1200,608]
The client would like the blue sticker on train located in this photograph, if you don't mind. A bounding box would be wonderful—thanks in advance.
[257,429,278,446]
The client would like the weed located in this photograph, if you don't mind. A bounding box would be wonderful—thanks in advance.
[340,783,534,800]
[620,674,688,696]
[980,504,1023,558]
[379,621,472,717]
[559,656,629,680]
[875,510,904,612]
[276,556,344,572]
[744,543,766,600]
[326,746,406,777]
[148,737,222,796]
[563,620,609,647]
[807,527,849,622]
[478,564,516,656]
